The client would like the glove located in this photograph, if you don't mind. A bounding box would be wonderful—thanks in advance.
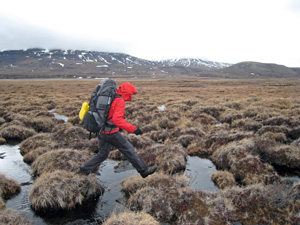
[134,127,143,135]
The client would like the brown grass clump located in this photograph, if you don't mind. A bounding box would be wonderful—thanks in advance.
[127,134,154,149]
[189,113,216,127]
[108,149,126,160]
[211,139,279,185]
[158,116,176,129]
[103,211,159,225]
[231,118,262,131]
[178,181,300,225]
[186,128,253,157]
[261,131,287,143]
[165,127,206,148]
[0,173,21,198]
[209,129,254,152]
[121,172,188,197]
[138,144,187,174]
[20,133,55,155]
[263,115,300,127]
[192,105,225,120]
[292,138,300,147]
[264,145,300,169]
[211,170,236,189]
[0,209,33,225]
[223,182,300,224]
[23,145,58,164]
[254,136,300,169]
[52,123,89,146]
[0,125,36,141]
[29,170,104,212]
[219,109,243,125]
[148,129,169,143]
[177,190,236,225]
[125,173,191,222]
[129,186,195,223]
[24,116,57,132]
[0,111,57,133]
[31,148,93,176]
[257,125,289,137]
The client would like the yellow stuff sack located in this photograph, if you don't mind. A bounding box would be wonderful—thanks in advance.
[79,102,90,120]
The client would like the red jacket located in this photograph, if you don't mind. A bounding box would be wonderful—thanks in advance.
[105,82,138,134]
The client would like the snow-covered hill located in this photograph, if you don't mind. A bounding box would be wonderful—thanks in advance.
[0,48,230,79]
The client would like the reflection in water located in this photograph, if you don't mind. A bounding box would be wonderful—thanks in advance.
[184,156,218,191]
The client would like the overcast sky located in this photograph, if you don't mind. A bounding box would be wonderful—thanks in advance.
[1,0,300,67]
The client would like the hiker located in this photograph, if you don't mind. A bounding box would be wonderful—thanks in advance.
[79,82,157,178]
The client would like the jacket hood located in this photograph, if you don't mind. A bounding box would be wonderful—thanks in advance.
[117,82,138,101]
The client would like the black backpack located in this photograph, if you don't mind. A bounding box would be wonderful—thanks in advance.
[83,79,119,136]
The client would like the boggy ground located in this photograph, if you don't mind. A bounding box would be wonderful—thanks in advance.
[0,78,300,224]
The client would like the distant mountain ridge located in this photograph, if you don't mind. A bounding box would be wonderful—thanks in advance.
[207,61,300,79]
[0,48,230,79]
[0,48,299,79]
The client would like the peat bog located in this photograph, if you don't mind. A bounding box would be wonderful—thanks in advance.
[0,78,300,224]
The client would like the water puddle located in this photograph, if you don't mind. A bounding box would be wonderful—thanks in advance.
[184,156,218,191]
[48,108,68,122]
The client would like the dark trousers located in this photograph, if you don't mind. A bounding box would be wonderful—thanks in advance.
[80,132,148,173]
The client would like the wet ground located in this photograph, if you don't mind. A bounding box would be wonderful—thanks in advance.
[0,143,219,225]
[1,111,298,224]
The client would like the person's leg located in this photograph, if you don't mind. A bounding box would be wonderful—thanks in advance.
[106,132,148,173]
[79,137,111,174]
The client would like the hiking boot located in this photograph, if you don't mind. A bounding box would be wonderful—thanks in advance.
[76,167,90,175]
[140,165,157,178]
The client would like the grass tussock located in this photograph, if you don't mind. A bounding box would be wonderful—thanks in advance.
[0,173,21,198]
[52,123,89,146]
[211,139,279,185]
[0,209,33,225]
[0,125,36,141]
[254,136,300,169]
[121,172,188,197]
[211,170,236,189]
[127,134,154,149]
[123,173,191,222]
[31,149,93,176]
[29,170,104,212]
[138,144,187,174]
[20,133,55,155]
[103,211,159,225]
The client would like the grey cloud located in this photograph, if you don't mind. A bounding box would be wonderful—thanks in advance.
[0,14,131,54]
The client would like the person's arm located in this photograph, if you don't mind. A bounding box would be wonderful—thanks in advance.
[111,98,136,133]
